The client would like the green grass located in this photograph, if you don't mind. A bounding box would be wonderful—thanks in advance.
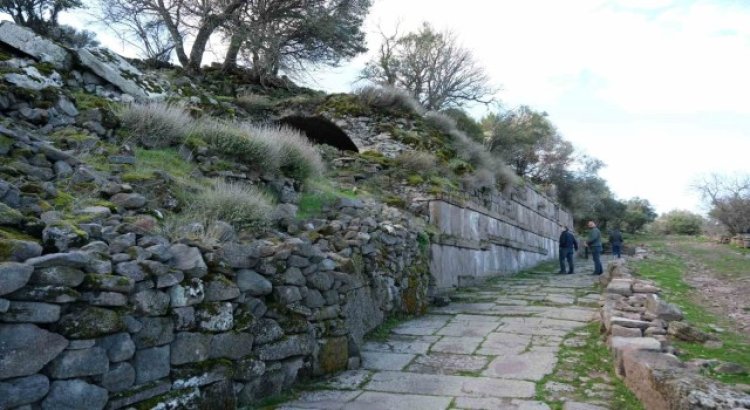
[631,236,750,385]
[122,148,197,182]
[296,179,358,220]
[536,322,644,410]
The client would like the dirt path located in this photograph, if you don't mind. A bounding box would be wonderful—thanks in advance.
[664,238,750,336]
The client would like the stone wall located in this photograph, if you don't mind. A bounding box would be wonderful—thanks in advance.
[599,259,750,410]
[426,185,574,291]
[0,120,430,409]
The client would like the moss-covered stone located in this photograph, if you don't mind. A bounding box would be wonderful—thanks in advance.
[55,306,125,339]
[317,336,348,375]
[0,202,24,226]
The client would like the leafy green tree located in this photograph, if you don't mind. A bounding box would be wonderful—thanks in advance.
[361,22,495,110]
[656,210,705,235]
[222,0,371,83]
[621,197,657,233]
[483,106,574,184]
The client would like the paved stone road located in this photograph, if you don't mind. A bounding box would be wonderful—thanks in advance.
[278,262,605,410]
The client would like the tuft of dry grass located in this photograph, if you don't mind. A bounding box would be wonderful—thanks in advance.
[395,151,438,174]
[191,180,274,230]
[118,102,194,148]
[355,85,424,115]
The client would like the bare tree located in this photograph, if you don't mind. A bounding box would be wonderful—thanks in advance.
[96,0,245,72]
[98,0,174,63]
[361,22,496,110]
[693,173,750,235]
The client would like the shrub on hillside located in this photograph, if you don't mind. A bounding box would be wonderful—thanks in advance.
[119,102,193,148]
[192,180,273,229]
[651,210,705,235]
[355,85,424,115]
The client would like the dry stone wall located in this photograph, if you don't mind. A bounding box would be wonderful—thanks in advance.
[0,125,429,409]
[427,186,574,291]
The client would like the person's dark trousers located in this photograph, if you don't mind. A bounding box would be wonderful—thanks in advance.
[559,248,575,274]
[612,244,621,259]
[591,246,603,274]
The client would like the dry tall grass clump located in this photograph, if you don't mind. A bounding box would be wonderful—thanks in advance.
[193,119,278,171]
[235,93,273,112]
[192,180,273,229]
[355,85,424,115]
[119,102,194,148]
[395,151,438,174]
[424,110,519,192]
[239,123,324,181]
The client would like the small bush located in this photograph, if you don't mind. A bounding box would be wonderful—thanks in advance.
[355,85,424,115]
[119,102,193,148]
[191,180,273,230]
[395,151,438,174]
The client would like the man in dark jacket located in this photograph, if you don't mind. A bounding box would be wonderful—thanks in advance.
[558,226,578,274]
[585,221,603,275]
[609,228,623,259]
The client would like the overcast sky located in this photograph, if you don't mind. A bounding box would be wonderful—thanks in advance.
[45,1,750,214]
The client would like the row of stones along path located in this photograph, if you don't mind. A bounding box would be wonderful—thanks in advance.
[276,261,617,410]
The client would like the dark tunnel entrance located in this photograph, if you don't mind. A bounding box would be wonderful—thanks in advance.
[279,115,359,153]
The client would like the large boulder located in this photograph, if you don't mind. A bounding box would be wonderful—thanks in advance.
[0,21,70,69]
[75,48,148,99]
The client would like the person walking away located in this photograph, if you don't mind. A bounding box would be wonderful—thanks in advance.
[558,226,578,274]
[609,228,623,259]
[584,221,603,275]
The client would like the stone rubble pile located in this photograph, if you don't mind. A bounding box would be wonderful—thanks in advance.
[600,259,750,410]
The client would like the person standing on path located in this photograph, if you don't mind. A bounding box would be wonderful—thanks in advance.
[584,220,603,275]
[558,226,578,274]
[609,227,623,259]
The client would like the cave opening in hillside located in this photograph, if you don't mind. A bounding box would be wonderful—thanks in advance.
[279,115,359,152]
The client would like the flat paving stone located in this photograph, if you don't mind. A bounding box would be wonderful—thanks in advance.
[431,303,497,315]
[431,336,484,354]
[406,353,489,375]
[437,321,499,337]
[323,370,372,390]
[361,352,415,371]
[477,332,531,356]
[482,352,557,381]
[278,390,361,409]
[545,294,576,304]
[454,397,552,409]
[365,370,536,398]
[348,391,452,409]
[391,315,451,336]
[535,307,597,322]
[362,339,431,354]
[453,314,503,323]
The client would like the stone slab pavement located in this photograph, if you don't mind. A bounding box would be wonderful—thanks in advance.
[277,261,607,410]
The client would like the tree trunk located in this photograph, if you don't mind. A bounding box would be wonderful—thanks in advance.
[222,33,243,71]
